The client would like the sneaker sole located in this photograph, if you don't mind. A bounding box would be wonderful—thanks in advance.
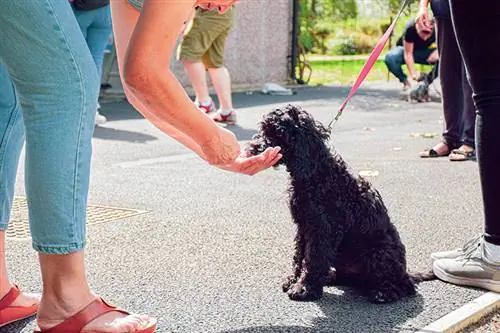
[433,261,500,293]
[430,253,462,261]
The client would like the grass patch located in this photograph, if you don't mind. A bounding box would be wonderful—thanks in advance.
[307,58,390,86]
[306,57,434,86]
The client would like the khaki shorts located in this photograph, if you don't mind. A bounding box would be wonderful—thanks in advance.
[178,7,235,69]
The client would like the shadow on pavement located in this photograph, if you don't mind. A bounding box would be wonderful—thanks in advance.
[232,85,401,110]
[98,85,404,123]
[219,290,425,333]
[93,126,158,143]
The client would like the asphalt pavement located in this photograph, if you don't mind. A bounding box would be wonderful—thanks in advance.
[3,81,485,333]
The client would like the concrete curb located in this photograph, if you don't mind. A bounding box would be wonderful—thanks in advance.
[416,292,500,333]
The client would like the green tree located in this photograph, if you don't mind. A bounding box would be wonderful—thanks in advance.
[299,0,358,53]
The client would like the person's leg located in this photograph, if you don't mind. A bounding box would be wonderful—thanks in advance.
[208,66,233,110]
[449,64,477,161]
[0,1,153,331]
[384,46,409,86]
[204,8,236,123]
[73,6,112,125]
[179,10,216,111]
[0,62,40,310]
[82,6,112,78]
[182,61,212,106]
[437,18,463,148]
[419,20,461,158]
[432,0,500,292]
[451,1,500,245]
[460,65,476,149]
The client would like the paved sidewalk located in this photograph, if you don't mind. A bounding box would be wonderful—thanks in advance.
[3,82,492,333]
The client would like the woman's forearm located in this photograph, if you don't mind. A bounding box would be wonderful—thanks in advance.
[122,0,221,155]
[124,64,220,154]
[123,82,207,160]
[404,53,417,78]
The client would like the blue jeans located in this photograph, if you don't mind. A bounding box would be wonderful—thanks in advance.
[72,5,113,78]
[384,46,437,83]
[0,1,98,254]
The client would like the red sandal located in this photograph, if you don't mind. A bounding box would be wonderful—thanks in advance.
[0,284,38,328]
[34,297,156,333]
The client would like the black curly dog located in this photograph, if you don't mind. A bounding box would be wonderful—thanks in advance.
[246,104,434,303]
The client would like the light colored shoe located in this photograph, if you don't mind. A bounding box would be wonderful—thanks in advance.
[95,111,107,125]
[433,238,500,292]
[212,109,237,125]
[430,234,482,261]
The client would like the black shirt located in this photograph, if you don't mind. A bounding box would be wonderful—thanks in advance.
[396,19,436,50]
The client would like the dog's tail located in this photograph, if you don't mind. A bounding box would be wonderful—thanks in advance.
[408,269,436,283]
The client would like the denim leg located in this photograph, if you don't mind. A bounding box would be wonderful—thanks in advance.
[384,46,407,83]
[0,0,98,253]
[461,65,476,147]
[436,18,464,148]
[73,6,112,77]
[0,63,25,230]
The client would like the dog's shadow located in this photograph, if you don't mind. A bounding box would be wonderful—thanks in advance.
[219,288,426,333]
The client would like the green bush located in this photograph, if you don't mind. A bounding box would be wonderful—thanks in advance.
[328,31,376,55]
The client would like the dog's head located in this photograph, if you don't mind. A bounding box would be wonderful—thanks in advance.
[246,104,331,170]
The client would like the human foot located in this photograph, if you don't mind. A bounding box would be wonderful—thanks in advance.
[36,297,156,333]
[449,144,476,161]
[419,142,452,158]
[0,285,39,327]
[0,285,40,308]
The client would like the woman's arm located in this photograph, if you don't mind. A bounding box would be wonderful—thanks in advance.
[111,0,239,165]
[110,0,281,173]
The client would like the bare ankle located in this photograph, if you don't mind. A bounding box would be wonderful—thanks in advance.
[38,289,95,325]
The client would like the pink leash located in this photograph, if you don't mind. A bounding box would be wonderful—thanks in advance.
[328,0,412,128]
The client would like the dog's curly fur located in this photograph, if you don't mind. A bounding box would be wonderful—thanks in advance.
[246,104,434,303]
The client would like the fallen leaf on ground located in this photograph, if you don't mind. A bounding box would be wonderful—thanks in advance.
[359,170,379,177]
[409,132,439,138]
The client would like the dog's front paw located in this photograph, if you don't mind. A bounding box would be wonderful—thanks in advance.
[287,282,323,301]
[282,275,297,292]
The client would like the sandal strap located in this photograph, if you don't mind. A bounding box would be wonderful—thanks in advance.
[41,298,129,333]
[0,285,20,310]
[451,148,475,157]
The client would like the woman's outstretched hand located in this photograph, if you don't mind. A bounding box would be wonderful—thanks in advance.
[216,147,282,175]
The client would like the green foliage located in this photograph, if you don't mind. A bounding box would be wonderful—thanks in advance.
[328,32,375,55]
[298,0,358,54]
[297,0,419,56]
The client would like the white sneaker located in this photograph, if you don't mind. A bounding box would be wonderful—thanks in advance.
[95,111,107,125]
[433,237,500,292]
[430,235,482,261]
